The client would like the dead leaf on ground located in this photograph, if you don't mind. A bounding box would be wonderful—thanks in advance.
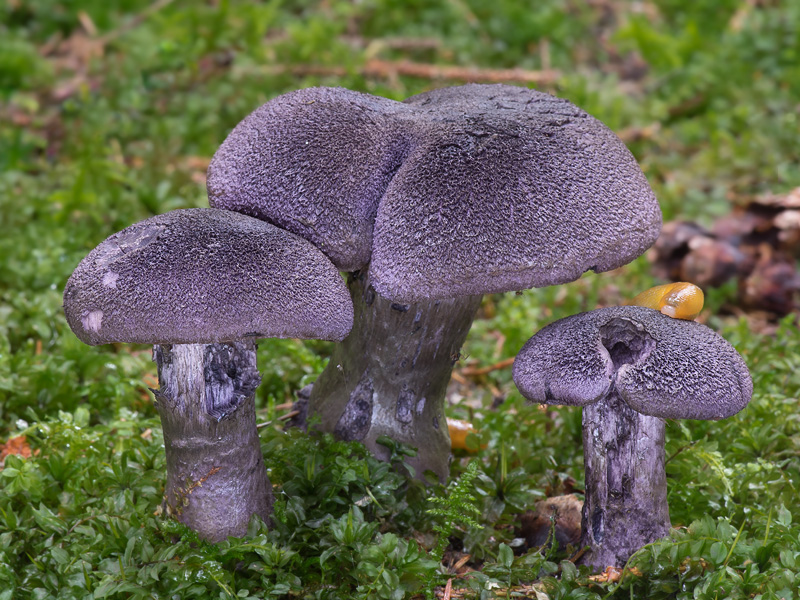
[519,494,582,550]
[0,435,33,468]
[588,565,643,583]
[650,188,800,316]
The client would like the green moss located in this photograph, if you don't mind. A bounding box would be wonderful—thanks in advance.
[2,0,799,596]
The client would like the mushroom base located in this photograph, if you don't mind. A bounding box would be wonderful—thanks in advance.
[307,271,482,482]
[579,391,670,570]
[153,341,273,542]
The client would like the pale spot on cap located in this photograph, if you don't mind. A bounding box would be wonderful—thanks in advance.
[63,208,354,346]
[102,272,119,288]
[82,310,103,333]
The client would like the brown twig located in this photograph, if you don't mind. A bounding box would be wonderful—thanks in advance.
[245,59,560,85]
[568,544,589,564]
[452,554,472,572]
[459,356,515,377]
[256,410,300,429]
[450,371,468,385]
[184,466,221,496]
[169,466,222,516]
[664,440,698,465]
[616,122,661,144]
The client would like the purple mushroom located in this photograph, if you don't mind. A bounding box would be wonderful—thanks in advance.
[207,84,662,481]
[63,208,353,541]
[512,306,752,570]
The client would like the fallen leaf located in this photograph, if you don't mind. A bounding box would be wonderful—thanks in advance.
[519,494,582,549]
[588,565,623,583]
[589,565,643,583]
[0,435,33,468]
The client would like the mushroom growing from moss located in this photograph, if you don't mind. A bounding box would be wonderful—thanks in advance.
[512,305,752,570]
[63,208,353,541]
[207,83,662,481]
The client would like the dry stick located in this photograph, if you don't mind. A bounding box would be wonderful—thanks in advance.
[452,554,471,572]
[246,59,561,85]
[450,371,468,385]
[256,410,300,429]
[442,578,453,600]
[459,356,515,377]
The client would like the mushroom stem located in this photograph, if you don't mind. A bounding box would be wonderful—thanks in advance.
[153,341,273,542]
[579,390,670,570]
[306,271,482,482]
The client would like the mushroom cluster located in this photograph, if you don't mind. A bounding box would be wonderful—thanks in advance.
[207,83,662,480]
[64,83,680,545]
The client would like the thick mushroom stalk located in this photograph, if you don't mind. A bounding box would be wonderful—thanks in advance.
[153,341,266,540]
[63,209,353,541]
[208,84,662,480]
[512,306,752,570]
[308,272,481,480]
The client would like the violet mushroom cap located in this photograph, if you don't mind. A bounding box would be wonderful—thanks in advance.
[512,305,752,569]
[62,208,354,542]
[207,84,662,302]
[511,305,752,420]
[207,87,407,272]
[63,208,354,345]
[371,84,662,302]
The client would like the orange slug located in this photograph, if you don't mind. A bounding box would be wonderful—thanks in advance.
[628,282,704,320]
[447,418,483,452]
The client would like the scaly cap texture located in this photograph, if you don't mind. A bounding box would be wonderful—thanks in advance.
[207,87,407,272]
[63,208,354,345]
[512,305,752,420]
[208,84,662,302]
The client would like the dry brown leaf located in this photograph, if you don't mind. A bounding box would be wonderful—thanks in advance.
[588,565,623,583]
[588,565,643,583]
[519,494,582,549]
[0,435,33,468]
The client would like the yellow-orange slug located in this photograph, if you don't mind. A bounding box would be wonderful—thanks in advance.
[447,418,483,452]
[628,282,704,320]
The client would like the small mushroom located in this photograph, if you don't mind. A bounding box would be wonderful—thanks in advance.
[63,208,353,541]
[512,306,752,570]
[207,84,662,481]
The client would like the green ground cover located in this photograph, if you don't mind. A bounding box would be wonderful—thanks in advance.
[1,0,799,597]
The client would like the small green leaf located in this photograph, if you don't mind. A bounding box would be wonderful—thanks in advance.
[498,543,514,569]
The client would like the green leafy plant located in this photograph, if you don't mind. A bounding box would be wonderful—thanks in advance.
[427,460,483,564]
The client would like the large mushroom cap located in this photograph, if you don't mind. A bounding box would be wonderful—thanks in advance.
[63,208,354,345]
[207,84,662,303]
[207,87,407,272]
[371,84,661,302]
[512,305,753,420]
